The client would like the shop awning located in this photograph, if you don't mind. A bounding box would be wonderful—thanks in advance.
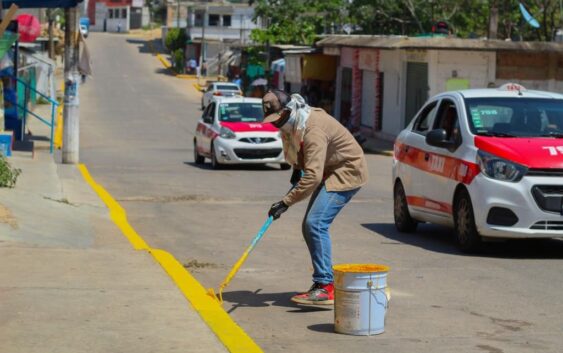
[2,0,83,8]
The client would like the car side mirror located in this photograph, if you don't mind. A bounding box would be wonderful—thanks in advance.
[426,129,455,149]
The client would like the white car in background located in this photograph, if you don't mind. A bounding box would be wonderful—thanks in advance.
[201,82,243,110]
[194,96,289,169]
[393,83,563,252]
[80,24,89,38]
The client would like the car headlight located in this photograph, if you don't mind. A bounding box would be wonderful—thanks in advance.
[477,150,527,182]
[219,126,236,139]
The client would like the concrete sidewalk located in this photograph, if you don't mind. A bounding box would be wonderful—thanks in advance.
[0,149,228,352]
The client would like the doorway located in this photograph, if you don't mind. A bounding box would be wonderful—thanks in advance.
[404,62,428,127]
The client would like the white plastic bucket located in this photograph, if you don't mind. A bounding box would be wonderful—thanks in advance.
[333,264,390,335]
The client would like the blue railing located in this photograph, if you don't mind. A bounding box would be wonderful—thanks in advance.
[7,76,58,153]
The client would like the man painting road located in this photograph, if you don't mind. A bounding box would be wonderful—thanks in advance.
[262,90,368,305]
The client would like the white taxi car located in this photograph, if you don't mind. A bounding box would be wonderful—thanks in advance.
[393,84,563,252]
[201,82,243,110]
[194,96,289,169]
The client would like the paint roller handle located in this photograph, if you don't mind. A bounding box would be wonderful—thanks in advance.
[218,217,273,291]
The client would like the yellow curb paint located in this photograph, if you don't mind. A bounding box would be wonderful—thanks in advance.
[78,164,263,353]
[151,249,264,353]
[176,74,197,79]
[156,53,172,69]
[78,164,148,250]
[53,104,63,150]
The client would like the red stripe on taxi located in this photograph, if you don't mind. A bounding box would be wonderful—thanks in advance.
[406,196,452,214]
[394,142,480,184]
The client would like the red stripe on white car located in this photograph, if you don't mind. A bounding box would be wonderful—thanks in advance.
[474,136,563,169]
[220,121,278,132]
[407,196,452,214]
[394,142,480,184]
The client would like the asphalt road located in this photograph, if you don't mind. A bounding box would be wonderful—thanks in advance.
[80,33,563,353]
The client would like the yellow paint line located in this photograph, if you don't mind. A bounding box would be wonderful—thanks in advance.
[78,164,148,250]
[157,53,172,69]
[78,164,263,353]
[151,249,264,353]
[176,74,197,79]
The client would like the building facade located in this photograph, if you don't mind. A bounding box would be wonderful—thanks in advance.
[317,35,563,140]
[88,0,148,32]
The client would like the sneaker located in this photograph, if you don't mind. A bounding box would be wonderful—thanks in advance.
[291,282,334,305]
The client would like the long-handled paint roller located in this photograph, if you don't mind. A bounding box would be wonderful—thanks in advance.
[208,216,273,303]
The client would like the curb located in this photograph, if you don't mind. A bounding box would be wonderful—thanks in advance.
[78,164,264,353]
[147,37,198,81]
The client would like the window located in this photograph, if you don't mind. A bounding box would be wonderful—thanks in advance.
[216,84,240,91]
[108,9,114,19]
[203,103,215,124]
[122,8,127,18]
[223,15,231,27]
[413,101,438,134]
[219,103,264,123]
[209,14,220,26]
[465,98,563,137]
[194,12,204,27]
[434,99,461,145]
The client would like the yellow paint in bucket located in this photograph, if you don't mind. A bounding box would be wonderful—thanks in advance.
[334,264,390,273]
[333,263,390,335]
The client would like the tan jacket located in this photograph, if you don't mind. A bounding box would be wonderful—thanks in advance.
[282,108,368,206]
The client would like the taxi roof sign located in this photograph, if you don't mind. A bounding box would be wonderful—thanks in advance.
[499,83,527,92]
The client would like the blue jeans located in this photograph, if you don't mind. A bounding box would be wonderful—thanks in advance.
[302,185,360,284]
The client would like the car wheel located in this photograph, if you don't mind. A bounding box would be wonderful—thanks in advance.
[193,140,204,165]
[454,188,482,253]
[210,143,222,169]
[393,181,418,233]
[280,163,291,170]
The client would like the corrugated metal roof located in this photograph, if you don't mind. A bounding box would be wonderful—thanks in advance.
[316,35,563,52]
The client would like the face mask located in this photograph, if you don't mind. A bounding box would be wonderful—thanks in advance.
[278,114,296,134]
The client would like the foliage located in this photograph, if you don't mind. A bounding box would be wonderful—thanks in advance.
[0,154,21,188]
[165,28,187,52]
[347,0,562,41]
[244,46,266,66]
[172,49,185,74]
[250,0,562,43]
[250,0,346,45]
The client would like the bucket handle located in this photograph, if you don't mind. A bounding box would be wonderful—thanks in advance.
[367,277,390,334]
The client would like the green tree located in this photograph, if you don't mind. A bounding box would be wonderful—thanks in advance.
[250,0,346,45]
[347,0,561,41]
[165,28,187,73]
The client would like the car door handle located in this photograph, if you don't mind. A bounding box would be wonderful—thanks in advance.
[424,153,430,161]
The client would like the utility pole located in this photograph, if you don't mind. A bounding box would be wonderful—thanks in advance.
[62,6,80,164]
[176,0,180,28]
[47,9,55,59]
[199,6,207,76]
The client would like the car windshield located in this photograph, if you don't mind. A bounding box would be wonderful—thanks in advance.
[216,85,240,91]
[219,103,264,123]
[465,98,563,137]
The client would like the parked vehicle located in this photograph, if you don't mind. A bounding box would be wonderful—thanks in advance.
[80,24,89,38]
[201,82,242,110]
[392,83,563,252]
[79,17,90,38]
[194,96,289,169]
